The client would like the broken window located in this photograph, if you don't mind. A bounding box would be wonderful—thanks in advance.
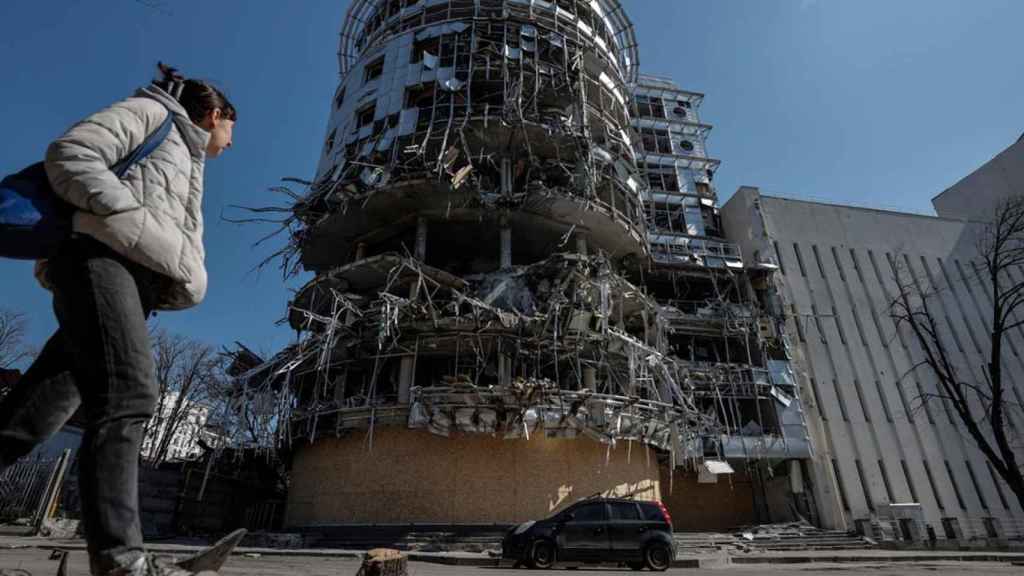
[634,94,665,119]
[648,201,684,232]
[639,128,672,155]
[355,102,376,129]
[411,36,439,64]
[679,140,694,153]
[405,83,436,109]
[364,56,384,83]
[644,163,680,191]
[411,32,469,69]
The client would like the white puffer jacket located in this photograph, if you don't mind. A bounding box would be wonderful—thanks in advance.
[44,85,210,310]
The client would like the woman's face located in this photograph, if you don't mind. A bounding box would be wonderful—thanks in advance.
[199,108,234,158]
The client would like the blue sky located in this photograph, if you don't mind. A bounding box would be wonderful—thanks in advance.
[2,0,1022,364]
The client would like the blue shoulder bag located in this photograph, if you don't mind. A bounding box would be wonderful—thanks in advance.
[0,113,174,260]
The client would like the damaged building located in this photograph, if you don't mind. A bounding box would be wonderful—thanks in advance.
[238,0,810,530]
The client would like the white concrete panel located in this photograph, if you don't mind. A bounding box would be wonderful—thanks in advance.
[722,186,1024,534]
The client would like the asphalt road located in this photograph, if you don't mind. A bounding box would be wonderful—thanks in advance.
[2,548,1024,576]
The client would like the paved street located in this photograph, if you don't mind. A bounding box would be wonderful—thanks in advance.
[2,547,1023,576]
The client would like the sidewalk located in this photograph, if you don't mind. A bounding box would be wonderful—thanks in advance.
[3,534,1024,569]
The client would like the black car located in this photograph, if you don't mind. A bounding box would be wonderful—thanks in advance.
[502,498,676,571]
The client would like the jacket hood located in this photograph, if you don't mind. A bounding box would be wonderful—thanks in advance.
[135,85,210,159]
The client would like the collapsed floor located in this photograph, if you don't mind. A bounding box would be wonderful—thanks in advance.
[227,250,808,478]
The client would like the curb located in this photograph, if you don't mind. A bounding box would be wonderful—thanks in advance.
[730,554,1024,565]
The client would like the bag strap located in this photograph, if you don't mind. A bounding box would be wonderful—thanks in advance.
[111,112,175,178]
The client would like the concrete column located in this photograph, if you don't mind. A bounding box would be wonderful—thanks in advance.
[575,233,588,256]
[398,356,414,405]
[789,459,805,494]
[333,372,347,405]
[398,217,429,405]
[500,226,512,269]
[498,354,511,387]
[583,367,597,392]
[414,216,428,261]
[500,158,512,195]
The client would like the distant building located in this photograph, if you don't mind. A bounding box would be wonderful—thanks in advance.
[141,392,219,463]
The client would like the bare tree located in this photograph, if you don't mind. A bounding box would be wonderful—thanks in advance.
[216,343,285,449]
[141,329,223,467]
[891,196,1024,510]
[0,309,31,370]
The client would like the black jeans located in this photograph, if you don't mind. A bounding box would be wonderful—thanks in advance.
[0,235,158,574]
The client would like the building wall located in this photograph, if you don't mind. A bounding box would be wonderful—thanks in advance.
[659,468,756,531]
[932,136,1024,220]
[285,428,660,526]
[722,186,1024,537]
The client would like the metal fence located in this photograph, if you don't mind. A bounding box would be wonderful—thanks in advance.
[0,455,61,523]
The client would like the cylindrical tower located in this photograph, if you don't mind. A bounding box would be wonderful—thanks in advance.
[275,0,724,527]
[299,0,645,271]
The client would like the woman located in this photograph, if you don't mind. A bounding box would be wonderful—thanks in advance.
[0,63,235,576]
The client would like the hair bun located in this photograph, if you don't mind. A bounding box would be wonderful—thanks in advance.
[157,61,184,84]
[156,61,186,99]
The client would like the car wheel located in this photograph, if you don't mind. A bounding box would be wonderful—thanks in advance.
[643,543,671,572]
[627,560,646,570]
[530,540,556,569]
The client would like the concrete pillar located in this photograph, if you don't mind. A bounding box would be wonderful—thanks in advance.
[789,459,805,494]
[583,367,597,392]
[398,218,428,405]
[500,158,512,195]
[810,456,848,530]
[408,217,429,302]
[498,354,511,387]
[500,226,512,269]
[333,372,347,405]
[575,233,588,256]
[398,356,414,405]
[414,216,428,261]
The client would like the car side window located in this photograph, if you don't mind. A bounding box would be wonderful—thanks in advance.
[610,502,641,521]
[639,503,663,521]
[570,503,607,523]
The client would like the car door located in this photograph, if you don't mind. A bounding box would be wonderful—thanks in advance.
[607,501,645,558]
[556,502,611,561]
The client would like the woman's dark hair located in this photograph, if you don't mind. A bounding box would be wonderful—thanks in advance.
[155,62,237,124]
